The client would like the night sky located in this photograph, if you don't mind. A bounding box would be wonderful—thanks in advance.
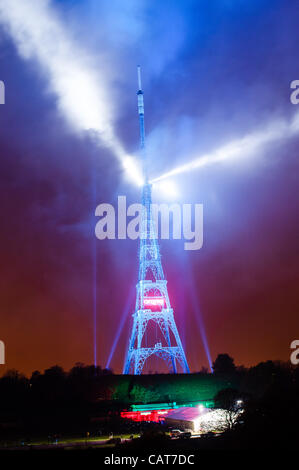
[0,0,298,376]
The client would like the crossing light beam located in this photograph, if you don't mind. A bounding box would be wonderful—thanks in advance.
[151,113,299,184]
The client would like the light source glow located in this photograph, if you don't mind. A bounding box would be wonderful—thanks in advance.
[144,297,164,307]
[153,180,179,198]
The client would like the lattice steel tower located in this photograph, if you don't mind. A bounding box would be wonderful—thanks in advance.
[123,67,190,375]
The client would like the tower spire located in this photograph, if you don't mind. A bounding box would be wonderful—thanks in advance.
[123,67,189,375]
[137,65,147,181]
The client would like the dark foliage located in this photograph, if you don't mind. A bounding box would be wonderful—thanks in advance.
[213,354,236,375]
[0,357,298,450]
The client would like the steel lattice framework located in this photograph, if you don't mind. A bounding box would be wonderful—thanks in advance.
[123,67,189,375]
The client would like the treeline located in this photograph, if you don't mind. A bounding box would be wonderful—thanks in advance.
[0,355,298,439]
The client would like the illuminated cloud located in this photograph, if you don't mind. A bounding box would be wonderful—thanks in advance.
[0,2,296,189]
[151,112,299,183]
[0,0,143,186]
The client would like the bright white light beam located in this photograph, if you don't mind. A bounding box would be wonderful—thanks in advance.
[151,113,299,183]
[0,0,143,186]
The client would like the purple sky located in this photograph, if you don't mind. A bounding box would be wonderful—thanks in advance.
[0,0,298,375]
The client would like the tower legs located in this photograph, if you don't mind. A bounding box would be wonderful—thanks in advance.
[124,309,189,374]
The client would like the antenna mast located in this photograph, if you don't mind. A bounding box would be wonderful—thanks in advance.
[123,67,190,375]
[137,65,147,181]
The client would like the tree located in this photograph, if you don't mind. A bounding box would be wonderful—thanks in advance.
[213,354,236,375]
[214,388,243,430]
[129,384,159,404]
[44,365,65,379]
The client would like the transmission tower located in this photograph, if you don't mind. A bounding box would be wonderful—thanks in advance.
[123,67,190,374]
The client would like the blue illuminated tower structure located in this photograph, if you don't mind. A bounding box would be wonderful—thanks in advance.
[123,67,190,374]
